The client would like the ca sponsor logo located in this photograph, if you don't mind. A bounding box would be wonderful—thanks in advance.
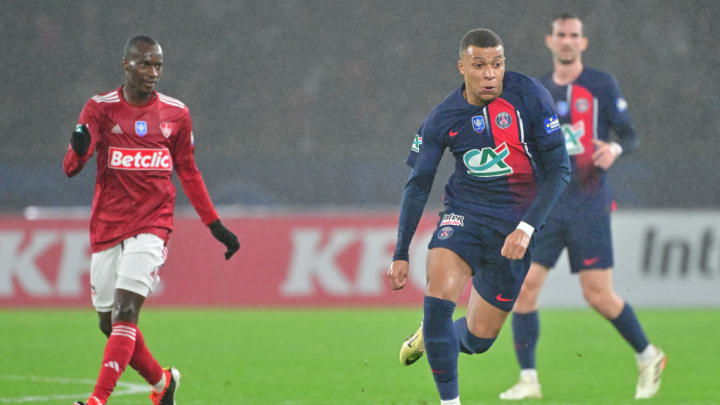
[440,213,464,227]
[463,142,513,178]
[108,147,173,171]
[562,121,585,156]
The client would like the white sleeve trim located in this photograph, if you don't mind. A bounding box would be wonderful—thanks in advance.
[516,221,535,237]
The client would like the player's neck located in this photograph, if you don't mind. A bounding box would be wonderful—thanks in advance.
[552,60,583,86]
[122,85,155,106]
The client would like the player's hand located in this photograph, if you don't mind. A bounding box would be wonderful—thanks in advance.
[71,124,91,156]
[387,260,409,290]
[592,140,621,170]
[209,220,240,260]
[501,229,530,260]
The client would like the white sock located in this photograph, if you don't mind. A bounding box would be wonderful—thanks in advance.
[440,397,460,405]
[636,344,657,363]
[520,368,539,382]
[151,372,166,393]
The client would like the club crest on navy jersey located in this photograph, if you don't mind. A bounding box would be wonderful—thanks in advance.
[471,115,485,134]
[135,121,148,137]
[495,112,512,129]
[556,100,570,116]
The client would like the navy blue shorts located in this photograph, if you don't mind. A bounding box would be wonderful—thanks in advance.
[427,209,533,312]
[532,209,614,273]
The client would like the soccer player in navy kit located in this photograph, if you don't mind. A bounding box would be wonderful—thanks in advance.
[387,29,571,405]
[499,14,666,400]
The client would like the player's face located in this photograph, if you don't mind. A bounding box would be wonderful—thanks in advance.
[546,18,587,64]
[458,45,505,105]
[123,43,163,95]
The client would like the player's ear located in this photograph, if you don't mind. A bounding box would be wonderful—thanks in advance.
[545,34,553,50]
[458,58,465,75]
[580,36,588,51]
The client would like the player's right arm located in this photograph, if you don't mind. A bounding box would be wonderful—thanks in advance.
[388,121,445,290]
[63,100,100,177]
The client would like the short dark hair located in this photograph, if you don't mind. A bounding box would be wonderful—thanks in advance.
[123,35,160,59]
[459,29,503,57]
[549,12,584,34]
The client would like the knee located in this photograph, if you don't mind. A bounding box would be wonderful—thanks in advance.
[98,318,112,337]
[112,301,140,323]
[582,286,606,310]
[462,333,497,354]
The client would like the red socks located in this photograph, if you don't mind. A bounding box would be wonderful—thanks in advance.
[129,327,164,386]
[91,322,163,403]
[91,322,137,402]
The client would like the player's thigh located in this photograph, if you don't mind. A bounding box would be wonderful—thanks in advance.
[578,268,617,300]
[466,286,510,338]
[567,210,614,273]
[117,233,167,298]
[425,247,472,302]
[514,262,550,312]
[90,244,122,312]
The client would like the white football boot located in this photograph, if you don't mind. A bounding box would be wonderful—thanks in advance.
[499,370,542,400]
[635,345,666,399]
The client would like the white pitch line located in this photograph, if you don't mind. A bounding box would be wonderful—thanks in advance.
[0,375,149,403]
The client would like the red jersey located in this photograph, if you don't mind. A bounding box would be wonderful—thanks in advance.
[63,87,219,253]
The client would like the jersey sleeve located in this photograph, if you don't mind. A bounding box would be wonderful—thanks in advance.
[63,99,101,177]
[527,81,565,151]
[393,119,445,261]
[521,81,571,229]
[172,109,220,225]
[406,120,446,175]
[604,74,639,154]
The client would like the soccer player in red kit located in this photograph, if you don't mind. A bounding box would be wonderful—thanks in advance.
[65,36,240,405]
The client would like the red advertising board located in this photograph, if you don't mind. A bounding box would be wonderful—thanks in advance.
[0,213,452,307]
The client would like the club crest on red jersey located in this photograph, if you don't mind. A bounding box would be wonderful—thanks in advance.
[495,112,512,129]
[575,98,590,113]
[135,121,148,137]
[160,122,174,138]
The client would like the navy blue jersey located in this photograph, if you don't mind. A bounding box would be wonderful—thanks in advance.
[407,71,566,230]
[392,71,570,261]
[539,67,638,211]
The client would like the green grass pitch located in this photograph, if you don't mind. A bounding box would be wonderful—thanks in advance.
[1,308,718,404]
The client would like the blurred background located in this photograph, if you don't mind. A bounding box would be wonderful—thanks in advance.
[1,0,719,310]
[2,0,718,212]
[1,3,719,402]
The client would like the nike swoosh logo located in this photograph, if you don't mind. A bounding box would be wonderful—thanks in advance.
[583,257,600,266]
[449,129,458,137]
[496,294,513,302]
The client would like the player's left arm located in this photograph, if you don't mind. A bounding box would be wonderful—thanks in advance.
[502,85,571,260]
[173,111,240,260]
[593,75,639,170]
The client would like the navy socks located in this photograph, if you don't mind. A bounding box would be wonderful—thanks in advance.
[454,316,496,354]
[610,303,649,353]
[423,296,459,401]
[512,311,540,369]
